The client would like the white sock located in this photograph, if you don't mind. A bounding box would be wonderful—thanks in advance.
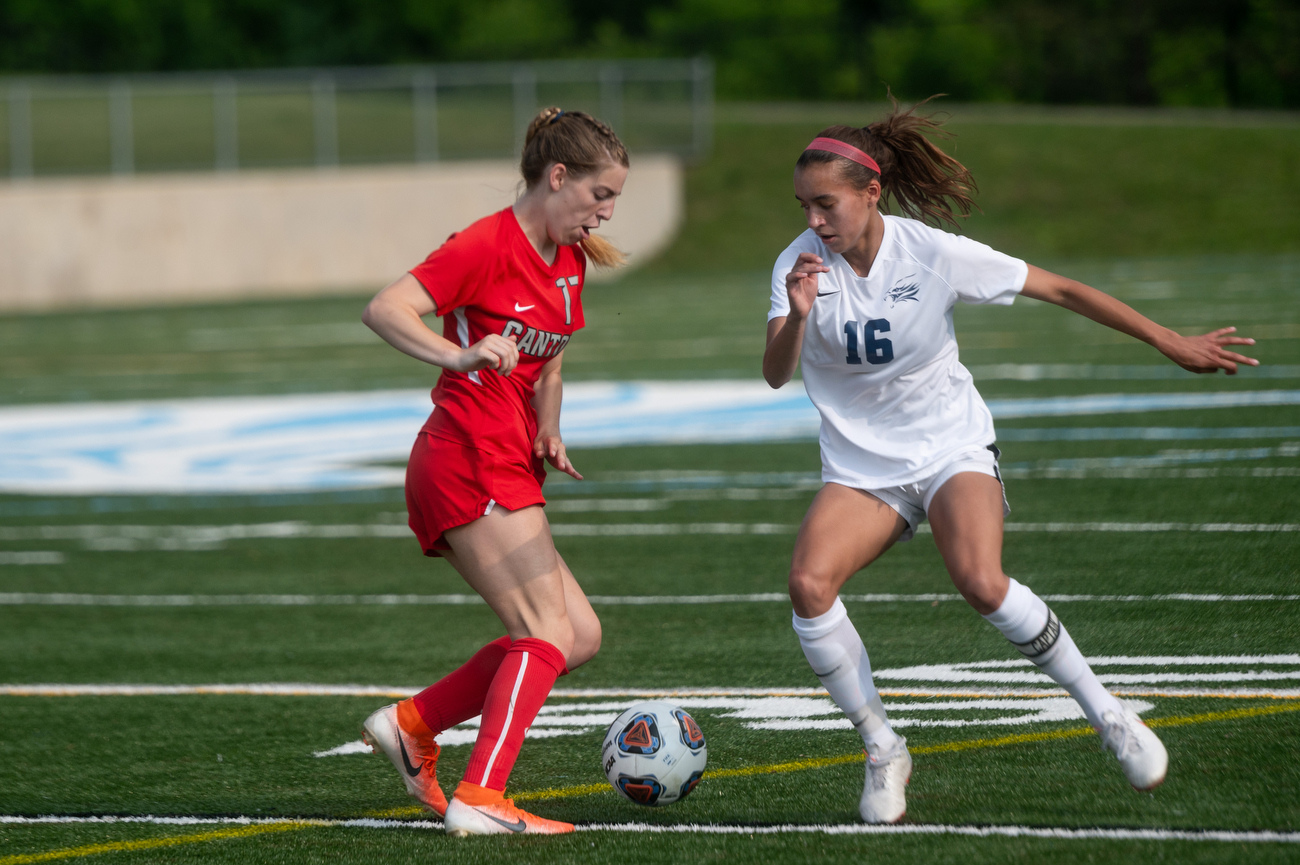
[983,578,1124,728]
[793,598,901,758]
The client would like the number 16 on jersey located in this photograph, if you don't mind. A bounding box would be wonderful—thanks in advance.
[844,319,893,365]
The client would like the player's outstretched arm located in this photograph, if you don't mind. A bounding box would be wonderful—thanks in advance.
[362,273,520,375]
[1020,264,1260,375]
[531,352,582,480]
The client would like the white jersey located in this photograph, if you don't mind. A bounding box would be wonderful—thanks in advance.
[769,215,1028,488]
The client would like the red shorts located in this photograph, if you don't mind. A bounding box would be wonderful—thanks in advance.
[405,432,547,557]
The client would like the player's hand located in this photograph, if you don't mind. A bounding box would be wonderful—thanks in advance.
[534,433,582,480]
[785,252,829,322]
[456,334,520,376]
[1159,326,1259,375]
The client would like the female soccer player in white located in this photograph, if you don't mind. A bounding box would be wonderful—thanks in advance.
[360,108,627,836]
[763,103,1259,824]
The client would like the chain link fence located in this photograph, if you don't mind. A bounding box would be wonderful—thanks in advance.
[2,58,713,178]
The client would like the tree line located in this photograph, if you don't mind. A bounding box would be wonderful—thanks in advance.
[2,0,1297,107]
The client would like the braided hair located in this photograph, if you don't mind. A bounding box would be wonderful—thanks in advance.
[521,107,630,268]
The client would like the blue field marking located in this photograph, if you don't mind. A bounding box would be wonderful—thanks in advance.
[1,384,1297,495]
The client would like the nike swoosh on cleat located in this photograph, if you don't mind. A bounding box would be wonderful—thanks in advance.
[514,303,535,312]
[398,738,422,777]
[477,809,527,832]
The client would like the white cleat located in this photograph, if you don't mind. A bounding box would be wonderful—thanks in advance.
[860,738,911,824]
[443,784,574,836]
[1099,705,1168,791]
[361,703,448,816]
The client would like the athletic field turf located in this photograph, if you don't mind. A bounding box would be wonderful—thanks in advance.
[2,112,1299,862]
[2,252,1297,863]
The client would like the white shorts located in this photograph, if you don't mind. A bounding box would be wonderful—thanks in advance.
[845,444,1009,543]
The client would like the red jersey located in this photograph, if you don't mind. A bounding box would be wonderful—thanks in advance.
[410,207,586,458]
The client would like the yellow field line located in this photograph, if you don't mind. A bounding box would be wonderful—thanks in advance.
[14,702,1300,861]
[373,700,1300,813]
[0,821,310,865]
[518,700,1300,801]
[1145,702,1300,729]
[515,782,610,803]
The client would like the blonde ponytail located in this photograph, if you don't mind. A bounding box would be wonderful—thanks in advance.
[580,233,627,269]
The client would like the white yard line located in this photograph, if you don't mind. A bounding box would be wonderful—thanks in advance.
[576,823,1300,842]
[1,591,1296,606]
[1,814,1297,844]
[996,426,1300,442]
[0,520,1295,552]
[0,551,63,565]
[969,363,1300,381]
[1002,466,1300,479]
[0,815,340,826]
[4,681,1298,700]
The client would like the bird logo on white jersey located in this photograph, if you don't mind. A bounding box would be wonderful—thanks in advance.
[886,276,921,308]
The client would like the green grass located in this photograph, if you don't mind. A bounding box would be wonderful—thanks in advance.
[1,448,1298,863]
[2,109,1300,863]
[0,81,697,175]
[1,399,1298,862]
[653,105,1300,271]
[1,253,1295,405]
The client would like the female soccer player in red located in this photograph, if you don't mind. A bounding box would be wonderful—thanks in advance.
[763,100,1259,824]
[359,107,628,836]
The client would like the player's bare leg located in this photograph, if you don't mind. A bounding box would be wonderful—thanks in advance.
[555,549,602,670]
[789,483,907,618]
[929,472,1168,790]
[439,505,595,834]
[443,505,576,654]
[788,483,912,823]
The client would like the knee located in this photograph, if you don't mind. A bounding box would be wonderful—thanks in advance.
[548,626,576,661]
[518,613,575,660]
[789,567,838,619]
[566,615,602,671]
[954,570,1009,616]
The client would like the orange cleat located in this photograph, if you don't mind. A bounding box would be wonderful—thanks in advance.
[443,781,574,836]
[361,700,448,816]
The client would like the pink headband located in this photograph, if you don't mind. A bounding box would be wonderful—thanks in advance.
[805,137,881,175]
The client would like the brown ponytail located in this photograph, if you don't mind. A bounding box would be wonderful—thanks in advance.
[522,106,630,269]
[796,95,976,229]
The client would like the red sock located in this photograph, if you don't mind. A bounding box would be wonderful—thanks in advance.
[461,637,566,791]
[409,635,511,734]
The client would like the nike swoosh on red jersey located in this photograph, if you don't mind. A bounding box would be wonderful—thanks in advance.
[514,303,535,312]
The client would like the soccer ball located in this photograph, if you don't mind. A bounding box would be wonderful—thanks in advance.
[601,701,707,806]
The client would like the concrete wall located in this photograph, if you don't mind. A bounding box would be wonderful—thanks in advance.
[0,155,682,311]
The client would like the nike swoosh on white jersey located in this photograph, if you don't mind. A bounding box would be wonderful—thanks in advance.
[514,303,535,312]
